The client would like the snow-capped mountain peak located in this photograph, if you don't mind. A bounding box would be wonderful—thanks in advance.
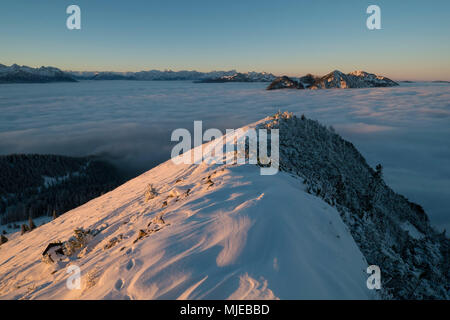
[309,70,398,89]
[266,70,399,90]
[0,64,76,83]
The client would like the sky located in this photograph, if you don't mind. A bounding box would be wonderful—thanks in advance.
[1,0,450,80]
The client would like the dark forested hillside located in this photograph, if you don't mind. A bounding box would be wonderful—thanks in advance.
[0,154,123,224]
[259,112,449,299]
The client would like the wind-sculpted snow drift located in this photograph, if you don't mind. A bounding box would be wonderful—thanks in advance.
[0,113,447,300]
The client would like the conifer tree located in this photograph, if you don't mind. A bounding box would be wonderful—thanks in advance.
[28,216,36,230]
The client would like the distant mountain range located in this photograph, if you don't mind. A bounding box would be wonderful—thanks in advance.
[2,63,446,85]
[69,70,233,81]
[0,64,77,83]
[69,69,277,82]
[0,64,276,83]
[194,71,276,83]
[267,70,399,90]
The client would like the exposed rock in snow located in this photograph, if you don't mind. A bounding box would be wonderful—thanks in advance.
[42,242,65,264]
[266,76,304,90]
[0,234,8,245]
[0,64,77,83]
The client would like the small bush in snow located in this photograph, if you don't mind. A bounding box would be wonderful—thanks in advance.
[0,234,8,245]
[21,224,30,235]
[29,216,36,230]
[145,184,158,202]
[63,228,96,256]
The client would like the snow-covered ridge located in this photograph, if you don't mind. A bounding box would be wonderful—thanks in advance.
[0,113,447,300]
[0,115,376,300]
[0,64,76,83]
[1,63,397,87]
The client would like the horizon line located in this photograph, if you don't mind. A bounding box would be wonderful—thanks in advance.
[2,62,450,82]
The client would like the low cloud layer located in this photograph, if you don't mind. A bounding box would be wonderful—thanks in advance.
[0,81,449,231]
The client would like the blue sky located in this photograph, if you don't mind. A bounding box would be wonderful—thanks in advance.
[1,0,449,80]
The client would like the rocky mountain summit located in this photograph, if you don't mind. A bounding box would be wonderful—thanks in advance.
[267,70,399,90]
[310,70,399,89]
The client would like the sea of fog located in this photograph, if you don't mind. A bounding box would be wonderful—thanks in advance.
[0,80,449,231]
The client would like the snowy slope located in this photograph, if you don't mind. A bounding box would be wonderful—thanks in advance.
[0,118,374,300]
